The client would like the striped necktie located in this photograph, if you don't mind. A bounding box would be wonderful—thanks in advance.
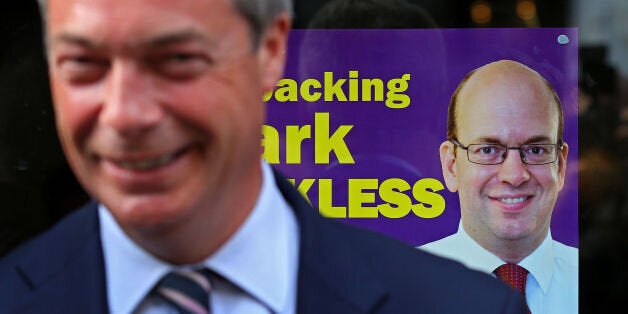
[152,268,214,314]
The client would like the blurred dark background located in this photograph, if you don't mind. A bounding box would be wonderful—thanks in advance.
[2,1,627,312]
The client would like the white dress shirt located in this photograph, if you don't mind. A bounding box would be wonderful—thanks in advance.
[100,162,300,314]
[419,222,578,314]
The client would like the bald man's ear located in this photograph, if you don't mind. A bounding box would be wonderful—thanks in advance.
[257,12,290,93]
[556,141,569,191]
[440,140,459,192]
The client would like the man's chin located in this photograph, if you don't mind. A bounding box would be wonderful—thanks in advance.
[493,225,531,241]
[105,196,191,232]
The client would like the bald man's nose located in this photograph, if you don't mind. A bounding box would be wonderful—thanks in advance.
[497,150,531,187]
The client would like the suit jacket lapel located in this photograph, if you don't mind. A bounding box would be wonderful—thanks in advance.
[13,202,108,313]
[274,169,388,314]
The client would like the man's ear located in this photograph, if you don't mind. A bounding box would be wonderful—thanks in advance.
[257,12,291,93]
[556,141,569,191]
[440,140,459,192]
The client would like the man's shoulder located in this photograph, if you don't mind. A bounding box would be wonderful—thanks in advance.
[552,239,579,268]
[323,219,481,279]
[309,218,526,313]
[0,201,99,282]
[266,171,526,313]
[275,169,508,284]
[0,202,106,313]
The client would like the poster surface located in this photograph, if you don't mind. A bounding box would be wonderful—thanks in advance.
[265,28,578,247]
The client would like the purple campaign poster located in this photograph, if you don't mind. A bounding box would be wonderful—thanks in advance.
[264,28,578,248]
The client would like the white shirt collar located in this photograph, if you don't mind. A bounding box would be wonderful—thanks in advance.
[100,162,299,313]
[206,162,299,312]
[518,231,555,293]
[455,222,555,293]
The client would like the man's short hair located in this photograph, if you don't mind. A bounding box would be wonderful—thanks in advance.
[36,0,293,48]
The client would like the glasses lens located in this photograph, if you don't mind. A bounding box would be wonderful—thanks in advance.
[467,144,507,165]
[521,144,557,164]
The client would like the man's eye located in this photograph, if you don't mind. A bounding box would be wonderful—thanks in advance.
[477,145,499,155]
[153,53,210,79]
[168,54,197,62]
[58,56,109,84]
[526,146,548,155]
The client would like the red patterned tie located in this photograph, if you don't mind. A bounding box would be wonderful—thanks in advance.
[494,263,531,313]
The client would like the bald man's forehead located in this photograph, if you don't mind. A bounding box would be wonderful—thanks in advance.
[459,62,553,106]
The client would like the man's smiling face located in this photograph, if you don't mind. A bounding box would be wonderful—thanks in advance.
[440,60,568,250]
[46,0,277,233]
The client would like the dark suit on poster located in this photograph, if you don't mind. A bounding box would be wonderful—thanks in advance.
[0,170,526,314]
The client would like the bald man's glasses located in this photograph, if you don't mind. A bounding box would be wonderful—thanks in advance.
[451,139,563,165]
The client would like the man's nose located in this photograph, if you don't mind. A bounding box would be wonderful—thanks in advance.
[100,60,163,137]
[497,149,531,187]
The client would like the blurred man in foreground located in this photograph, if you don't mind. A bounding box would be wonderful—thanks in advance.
[0,1,527,313]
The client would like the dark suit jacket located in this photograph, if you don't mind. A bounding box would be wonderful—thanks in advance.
[0,170,526,313]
